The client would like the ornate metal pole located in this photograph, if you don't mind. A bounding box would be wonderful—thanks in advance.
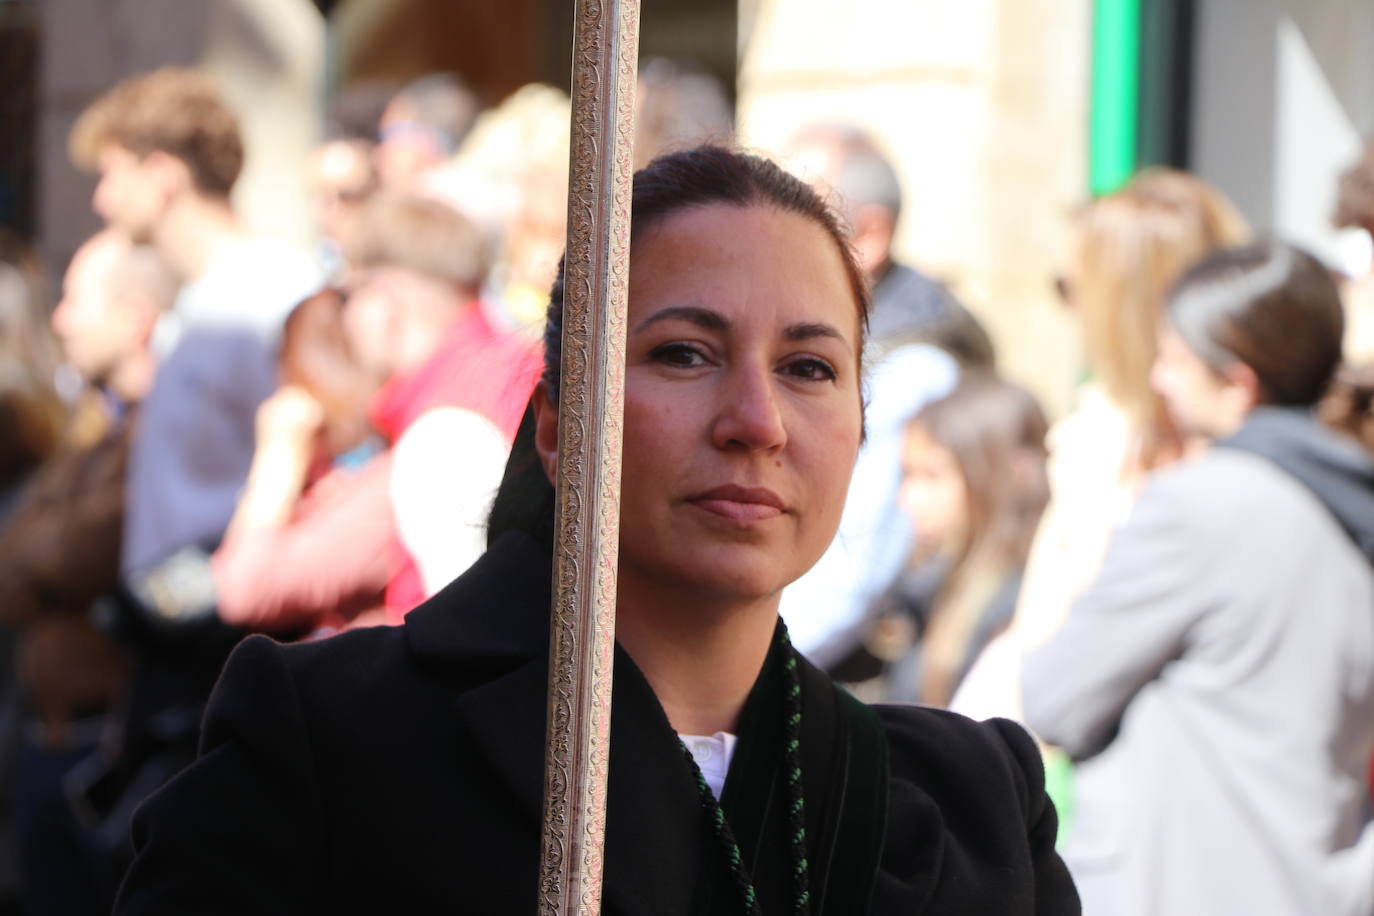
[537,0,640,913]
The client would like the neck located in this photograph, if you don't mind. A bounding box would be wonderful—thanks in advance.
[615,576,780,736]
[154,194,243,282]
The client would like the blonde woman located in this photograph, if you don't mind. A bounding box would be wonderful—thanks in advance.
[953,169,1249,720]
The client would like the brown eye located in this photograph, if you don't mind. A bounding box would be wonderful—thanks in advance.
[780,357,838,382]
[650,342,709,369]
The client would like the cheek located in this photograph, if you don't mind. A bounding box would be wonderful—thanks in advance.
[799,413,862,529]
[1153,360,1197,414]
[96,309,128,349]
[50,300,75,338]
[819,405,863,478]
[620,389,682,477]
[937,476,968,531]
[341,309,366,354]
[905,480,949,534]
[344,299,387,358]
[898,475,919,519]
[1167,365,1208,408]
[616,396,684,545]
[1149,360,1170,397]
[72,303,111,342]
[94,177,123,220]
[905,480,934,521]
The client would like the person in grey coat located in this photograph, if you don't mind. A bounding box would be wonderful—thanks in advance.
[1024,241,1374,916]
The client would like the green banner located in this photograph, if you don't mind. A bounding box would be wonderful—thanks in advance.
[1090,0,1141,196]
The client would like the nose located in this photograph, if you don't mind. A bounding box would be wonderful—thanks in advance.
[711,364,787,453]
[897,472,918,519]
[51,296,72,337]
[1148,358,1168,397]
[92,174,113,221]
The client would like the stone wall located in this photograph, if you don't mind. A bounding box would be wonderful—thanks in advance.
[737,0,1091,416]
[37,0,322,278]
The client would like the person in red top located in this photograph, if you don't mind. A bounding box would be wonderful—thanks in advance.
[213,192,539,632]
[212,289,391,635]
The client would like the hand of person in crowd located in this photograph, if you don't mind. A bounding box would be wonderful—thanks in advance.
[255,385,326,450]
[229,386,326,530]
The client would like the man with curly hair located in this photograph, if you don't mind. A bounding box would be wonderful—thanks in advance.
[71,67,321,589]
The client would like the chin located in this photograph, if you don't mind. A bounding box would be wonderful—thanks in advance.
[657,547,811,607]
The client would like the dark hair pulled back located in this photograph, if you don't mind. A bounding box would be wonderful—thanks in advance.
[1166,241,1344,408]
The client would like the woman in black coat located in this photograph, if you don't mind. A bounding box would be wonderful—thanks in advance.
[115,146,1078,915]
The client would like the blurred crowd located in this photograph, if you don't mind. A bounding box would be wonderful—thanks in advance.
[0,60,1372,915]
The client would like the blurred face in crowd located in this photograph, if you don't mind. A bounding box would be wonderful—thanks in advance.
[343,266,462,381]
[899,422,967,554]
[92,145,176,244]
[783,131,894,282]
[376,97,445,189]
[312,140,377,245]
[342,266,407,381]
[548,202,864,606]
[52,232,153,386]
[1150,322,1254,440]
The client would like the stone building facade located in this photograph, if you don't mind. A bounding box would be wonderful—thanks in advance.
[738,0,1090,414]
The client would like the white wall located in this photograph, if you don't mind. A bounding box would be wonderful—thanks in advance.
[737,0,1092,417]
[38,0,324,277]
[1192,0,1374,264]
[204,0,325,250]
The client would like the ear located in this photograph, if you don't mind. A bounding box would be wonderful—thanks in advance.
[143,149,193,196]
[850,202,896,276]
[1221,360,1263,412]
[532,380,559,484]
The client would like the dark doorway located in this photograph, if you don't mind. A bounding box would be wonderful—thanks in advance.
[328,0,737,109]
[0,1,39,237]
[1137,0,1196,170]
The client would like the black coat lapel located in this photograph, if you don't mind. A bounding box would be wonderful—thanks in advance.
[408,534,707,914]
[453,646,717,916]
[602,647,718,916]
[405,537,889,915]
[451,654,550,827]
[718,626,891,916]
[804,668,889,915]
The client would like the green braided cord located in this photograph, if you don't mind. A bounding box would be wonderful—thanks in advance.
[677,623,813,916]
[680,740,762,915]
[781,640,812,915]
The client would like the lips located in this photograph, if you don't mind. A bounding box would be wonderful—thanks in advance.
[686,484,787,523]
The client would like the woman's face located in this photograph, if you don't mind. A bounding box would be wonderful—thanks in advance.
[1150,322,1253,440]
[603,202,863,605]
[898,423,967,553]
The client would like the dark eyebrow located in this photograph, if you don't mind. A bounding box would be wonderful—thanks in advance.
[632,305,730,334]
[634,307,850,347]
[784,322,847,345]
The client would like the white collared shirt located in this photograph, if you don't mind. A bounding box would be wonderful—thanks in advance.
[677,731,738,799]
